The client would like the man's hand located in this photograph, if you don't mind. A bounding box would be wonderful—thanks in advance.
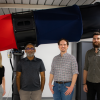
[49,83,54,94]
[64,86,74,95]
[2,89,6,96]
[83,84,88,93]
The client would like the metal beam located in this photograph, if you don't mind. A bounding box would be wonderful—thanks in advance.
[0,4,65,9]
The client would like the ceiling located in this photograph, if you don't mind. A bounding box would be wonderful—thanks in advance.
[0,0,99,15]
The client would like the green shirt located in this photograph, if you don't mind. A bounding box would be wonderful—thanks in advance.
[84,48,100,83]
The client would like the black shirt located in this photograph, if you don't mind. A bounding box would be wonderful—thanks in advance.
[0,66,5,85]
[17,57,45,91]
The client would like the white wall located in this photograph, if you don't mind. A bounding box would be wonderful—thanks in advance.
[1,43,72,97]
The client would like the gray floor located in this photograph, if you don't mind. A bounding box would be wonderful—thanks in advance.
[3,97,53,100]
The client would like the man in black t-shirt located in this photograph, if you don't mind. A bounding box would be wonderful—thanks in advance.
[16,43,45,100]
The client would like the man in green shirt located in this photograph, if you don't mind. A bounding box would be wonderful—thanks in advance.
[83,32,100,100]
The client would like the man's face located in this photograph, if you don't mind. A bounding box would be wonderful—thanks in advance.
[58,40,68,52]
[25,44,36,57]
[93,35,100,48]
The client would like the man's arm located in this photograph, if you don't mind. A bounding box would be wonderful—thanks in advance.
[49,74,54,94]
[83,70,88,85]
[71,74,78,88]
[64,74,78,95]
[83,70,88,92]
[16,72,21,92]
[40,71,45,92]
[2,77,6,96]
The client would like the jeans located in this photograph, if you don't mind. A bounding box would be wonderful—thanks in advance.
[53,82,74,100]
[87,81,100,100]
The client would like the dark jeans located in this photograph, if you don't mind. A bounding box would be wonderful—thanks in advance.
[87,81,100,100]
[53,82,74,100]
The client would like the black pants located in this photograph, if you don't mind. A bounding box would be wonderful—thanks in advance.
[87,81,100,100]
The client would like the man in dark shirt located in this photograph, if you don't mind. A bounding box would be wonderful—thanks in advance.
[83,32,100,100]
[16,43,45,100]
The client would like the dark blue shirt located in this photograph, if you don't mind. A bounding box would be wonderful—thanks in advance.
[17,57,45,91]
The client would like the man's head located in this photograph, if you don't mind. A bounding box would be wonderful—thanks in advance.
[92,32,100,48]
[25,43,36,57]
[58,38,69,53]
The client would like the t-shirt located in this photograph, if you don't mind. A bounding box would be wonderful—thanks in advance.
[17,57,45,91]
[0,66,5,85]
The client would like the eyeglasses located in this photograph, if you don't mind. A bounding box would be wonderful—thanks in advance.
[25,47,35,50]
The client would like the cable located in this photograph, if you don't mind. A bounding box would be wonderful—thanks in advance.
[10,58,14,71]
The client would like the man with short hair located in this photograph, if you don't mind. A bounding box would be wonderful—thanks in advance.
[49,39,79,100]
[83,32,100,100]
[16,43,45,100]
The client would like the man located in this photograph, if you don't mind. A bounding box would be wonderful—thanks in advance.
[83,32,100,100]
[49,39,78,100]
[16,43,45,100]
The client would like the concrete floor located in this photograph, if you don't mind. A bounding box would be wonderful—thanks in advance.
[3,97,53,100]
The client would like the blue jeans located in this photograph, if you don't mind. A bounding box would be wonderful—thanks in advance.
[53,82,74,100]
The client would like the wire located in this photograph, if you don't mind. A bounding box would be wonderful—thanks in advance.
[10,58,14,71]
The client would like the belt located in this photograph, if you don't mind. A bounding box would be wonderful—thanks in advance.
[56,81,71,84]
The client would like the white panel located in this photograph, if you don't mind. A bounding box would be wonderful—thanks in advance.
[7,0,14,3]
[60,0,70,6]
[0,8,4,15]
[23,8,30,11]
[23,0,29,4]
[45,0,54,5]
[76,0,87,5]
[2,8,9,14]
[15,0,21,3]
[0,0,6,3]
[84,0,95,5]
[67,0,78,6]
[38,0,46,5]
[9,8,16,14]
[16,8,22,12]
[30,0,37,4]
[53,0,62,5]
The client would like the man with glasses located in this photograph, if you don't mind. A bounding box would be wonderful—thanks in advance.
[49,38,78,100]
[16,43,45,100]
[83,32,100,100]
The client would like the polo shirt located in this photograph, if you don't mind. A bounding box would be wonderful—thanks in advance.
[17,57,45,91]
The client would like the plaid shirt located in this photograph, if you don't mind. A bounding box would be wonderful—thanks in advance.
[50,53,79,81]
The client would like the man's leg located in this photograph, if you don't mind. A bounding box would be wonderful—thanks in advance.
[95,83,100,100]
[31,89,42,100]
[19,89,30,100]
[53,82,61,100]
[87,81,96,100]
[61,82,74,100]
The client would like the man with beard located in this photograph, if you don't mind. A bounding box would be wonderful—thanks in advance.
[16,43,45,100]
[49,39,79,100]
[83,32,100,100]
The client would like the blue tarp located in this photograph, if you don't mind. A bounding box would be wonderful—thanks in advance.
[33,5,83,45]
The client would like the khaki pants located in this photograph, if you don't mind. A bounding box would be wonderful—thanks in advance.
[19,89,42,100]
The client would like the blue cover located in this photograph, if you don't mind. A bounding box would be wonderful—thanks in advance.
[33,5,83,45]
